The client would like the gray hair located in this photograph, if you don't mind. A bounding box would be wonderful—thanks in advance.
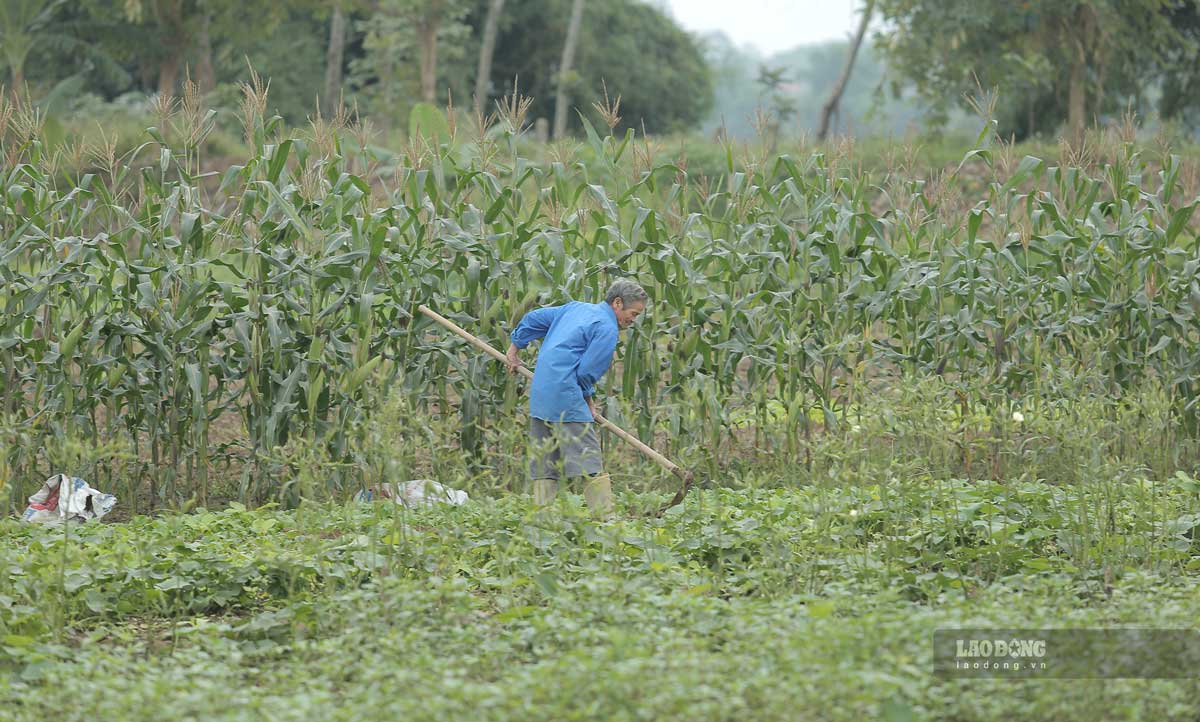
[605,280,648,307]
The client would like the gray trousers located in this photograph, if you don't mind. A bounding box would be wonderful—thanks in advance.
[529,418,603,480]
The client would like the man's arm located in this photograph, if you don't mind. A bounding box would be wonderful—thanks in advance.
[507,305,564,374]
[575,322,619,406]
[510,305,564,349]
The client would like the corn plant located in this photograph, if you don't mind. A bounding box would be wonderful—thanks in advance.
[1,88,1198,509]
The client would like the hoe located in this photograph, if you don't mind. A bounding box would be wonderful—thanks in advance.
[419,304,695,516]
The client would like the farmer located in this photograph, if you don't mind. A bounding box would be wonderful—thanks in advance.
[505,280,648,515]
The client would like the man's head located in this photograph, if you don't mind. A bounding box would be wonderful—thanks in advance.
[605,280,648,329]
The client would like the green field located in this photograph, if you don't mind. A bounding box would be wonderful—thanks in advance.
[3,95,1200,720]
[4,477,1200,721]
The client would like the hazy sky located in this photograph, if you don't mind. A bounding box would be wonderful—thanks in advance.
[663,0,862,55]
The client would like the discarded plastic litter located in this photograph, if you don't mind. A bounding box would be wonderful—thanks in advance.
[355,479,468,507]
[21,474,117,524]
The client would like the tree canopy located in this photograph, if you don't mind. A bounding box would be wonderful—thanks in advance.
[874,0,1200,139]
[8,0,1200,141]
[480,0,713,135]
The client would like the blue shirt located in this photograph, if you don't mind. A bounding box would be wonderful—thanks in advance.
[510,301,619,422]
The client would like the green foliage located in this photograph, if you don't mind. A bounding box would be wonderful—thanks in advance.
[235,14,329,125]
[754,64,797,138]
[874,0,1194,139]
[485,0,713,135]
[3,473,1200,719]
[0,0,129,98]
[348,0,471,125]
[1155,0,1200,127]
[2,96,1200,510]
[699,32,942,140]
[408,101,451,145]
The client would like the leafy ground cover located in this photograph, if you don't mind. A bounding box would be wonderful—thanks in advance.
[3,474,1200,721]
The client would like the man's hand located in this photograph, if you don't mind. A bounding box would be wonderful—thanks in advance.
[586,396,598,420]
[505,343,523,375]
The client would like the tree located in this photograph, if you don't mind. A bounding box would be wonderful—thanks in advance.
[875,0,1189,140]
[473,0,504,116]
[1155,0,1200,126]
[385,0,470,103]
[350,0,468,121]
[695,31,762,137]
[194,8,215,94]
[238,10,330,124]
[117,0,290,97]
[123,0,186,96]
[486,0,712,135]
[818,0,873,140]
[414,0,448,102]
[0,0,66,90]
[756,64,797,140]
[323,2,348,115]
[552,0,583,139]
[0,0,131,100]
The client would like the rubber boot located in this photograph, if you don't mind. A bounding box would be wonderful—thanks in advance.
[533,479,558,506]
[583,473,614,518]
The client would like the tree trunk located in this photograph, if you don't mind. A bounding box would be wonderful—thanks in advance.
[420,26,438,102]
[159,51,181,97]
[474,0,506,116]
[553,0,585,139]
[417,1,444,104]
[195,12,216,95]
[156,0,187,98]
[1065,6,1093,141]
[818,0,873,141]
[379,44,396,133]
[323,4,347,115]
[4,41,30,94]
[1067,40,1086,141]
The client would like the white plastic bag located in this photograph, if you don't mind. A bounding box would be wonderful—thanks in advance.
[21,474,117,524]
[355,479,468,507]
